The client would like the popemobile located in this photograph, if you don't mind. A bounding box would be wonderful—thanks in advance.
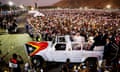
[25,35,104,68]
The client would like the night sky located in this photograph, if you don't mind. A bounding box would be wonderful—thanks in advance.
[0,0,60,6]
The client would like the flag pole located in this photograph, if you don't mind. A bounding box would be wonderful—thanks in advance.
[24,44,34,72]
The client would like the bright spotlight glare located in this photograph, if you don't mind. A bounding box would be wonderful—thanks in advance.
[8,1,14,6]
[106,4,111,9]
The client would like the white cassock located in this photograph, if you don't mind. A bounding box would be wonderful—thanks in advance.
[73,35,85,49]
[73,35,85,43]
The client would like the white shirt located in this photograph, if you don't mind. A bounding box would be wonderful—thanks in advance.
[73,35,85,43]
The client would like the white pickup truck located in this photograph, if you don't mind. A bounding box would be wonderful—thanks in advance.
[25,35,104,66]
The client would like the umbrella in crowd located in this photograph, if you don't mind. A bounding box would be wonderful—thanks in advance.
[28,10,45,17]
[33,12,45,17]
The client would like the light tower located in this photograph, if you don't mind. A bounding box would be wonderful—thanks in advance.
[35,0,38,9]
[8,1,14,11]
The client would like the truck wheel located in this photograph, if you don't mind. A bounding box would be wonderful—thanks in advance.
[31,55,44,68]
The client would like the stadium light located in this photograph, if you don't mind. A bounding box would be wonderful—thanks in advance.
[8,1,14,6]
[8,1,14,11]
[31,7,35,10]
[106,4,111,9]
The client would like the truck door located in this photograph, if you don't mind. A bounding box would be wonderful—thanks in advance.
[52,43,68,62]
[67,42,85,63]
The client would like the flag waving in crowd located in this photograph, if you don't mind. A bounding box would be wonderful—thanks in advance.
[25,41,48,56]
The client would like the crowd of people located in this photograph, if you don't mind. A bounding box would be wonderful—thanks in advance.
[0,10,26,33]
[26,9,120,48]
[0,9,120,72]
[25,9,120,72]
[0,14,18,33]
